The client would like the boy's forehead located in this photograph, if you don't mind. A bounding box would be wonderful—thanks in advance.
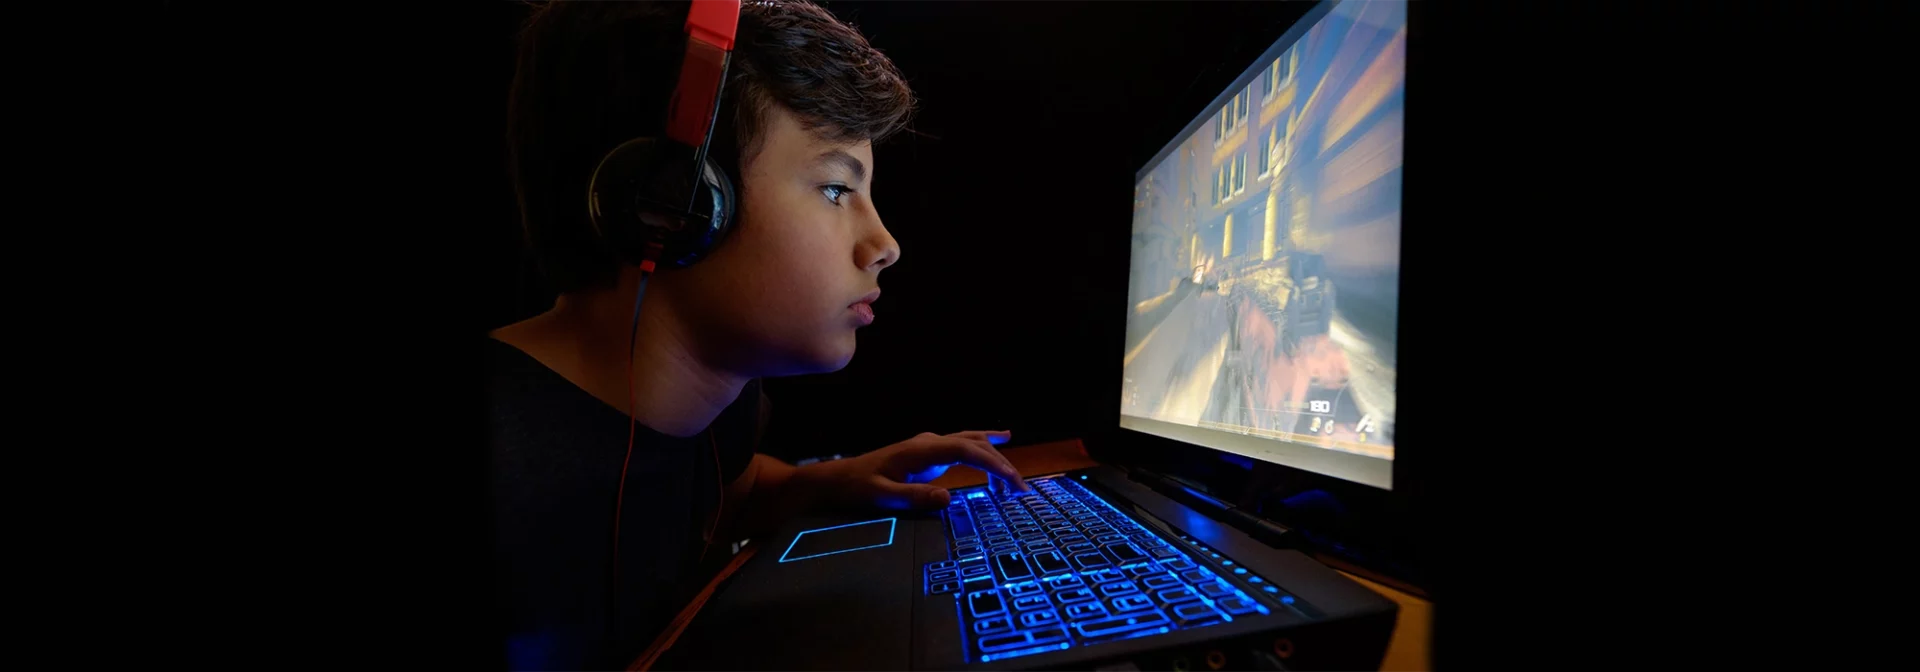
[757,106,872,172]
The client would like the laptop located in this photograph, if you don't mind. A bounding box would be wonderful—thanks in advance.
[658,1,1409,668]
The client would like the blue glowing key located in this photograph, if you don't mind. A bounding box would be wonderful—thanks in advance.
[1019,610,1060,628]
[967,590,1007,618]
[978,626,1070,654]
[1110,594,1155,613]
[1154,587,1199,604]
[1263,586,1280,593]
[1073,610,1171,642]
[1105,542,1148,565]
[1218,596,1259,615]
[1141,575,1182,591]
[1172,602,1226,627]
[1065,601,1109,620]
[1071,552,1111,571]
[1031,550,1072,576]
[1044,574,1084,592]
[1056,587,1096,604]
[995,552,1035,583]
[1196,581,1233,598]
[973,616,1013,635]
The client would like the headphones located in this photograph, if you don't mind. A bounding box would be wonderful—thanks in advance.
[601,1,743,628]
[588,0,743,272]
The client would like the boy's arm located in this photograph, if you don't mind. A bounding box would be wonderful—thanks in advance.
[715,431,1028,541]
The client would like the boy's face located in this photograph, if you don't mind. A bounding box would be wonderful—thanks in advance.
[661,104,901,376]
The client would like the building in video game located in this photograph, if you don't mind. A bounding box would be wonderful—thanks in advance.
[1198,1,1406,451]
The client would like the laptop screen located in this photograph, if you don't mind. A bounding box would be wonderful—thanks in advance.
[1120,0,1404,490]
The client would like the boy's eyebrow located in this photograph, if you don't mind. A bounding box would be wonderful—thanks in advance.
[811,149,867,185]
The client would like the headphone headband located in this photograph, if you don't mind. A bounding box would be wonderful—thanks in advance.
[668,0,740,149]
[588,0,744,269]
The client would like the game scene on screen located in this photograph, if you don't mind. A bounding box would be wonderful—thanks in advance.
[1122,0,1403,461]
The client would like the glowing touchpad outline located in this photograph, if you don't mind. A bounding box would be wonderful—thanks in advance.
[777,517,898,563]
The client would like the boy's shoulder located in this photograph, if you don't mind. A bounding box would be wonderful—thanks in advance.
[483,336,610,422]
[482,336,767,452]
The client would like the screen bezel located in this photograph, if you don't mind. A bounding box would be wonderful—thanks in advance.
[1105,0,1426,595]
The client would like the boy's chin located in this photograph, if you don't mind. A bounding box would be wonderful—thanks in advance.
[818,337,858,372]
[780,335,857,375]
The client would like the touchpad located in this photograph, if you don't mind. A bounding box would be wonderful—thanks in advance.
[780,518,896,562]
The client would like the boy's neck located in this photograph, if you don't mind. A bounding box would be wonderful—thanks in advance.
[497,271,749,438]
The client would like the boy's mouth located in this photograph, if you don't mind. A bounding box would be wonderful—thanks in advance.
[850,289,880,325]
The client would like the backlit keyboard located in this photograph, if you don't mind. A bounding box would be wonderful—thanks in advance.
[924,475,1299,664]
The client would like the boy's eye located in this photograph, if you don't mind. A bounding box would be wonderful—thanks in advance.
[821,184,854,206]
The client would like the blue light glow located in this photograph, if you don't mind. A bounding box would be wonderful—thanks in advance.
[1108,625,1174,643]
[1263,586,1279,593]
[956,587,972,662]
[1281,595,1295,604]
[947,475,1278,662]
[777,517,896,563]
[979,641,1072,662]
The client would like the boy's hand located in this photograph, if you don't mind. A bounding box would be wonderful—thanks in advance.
[811,430,1027,511]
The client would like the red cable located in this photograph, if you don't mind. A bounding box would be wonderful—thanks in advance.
[612,249,660,592]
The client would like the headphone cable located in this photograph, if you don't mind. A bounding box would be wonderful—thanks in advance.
[611,243,664,614]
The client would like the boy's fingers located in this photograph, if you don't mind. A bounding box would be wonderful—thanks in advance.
[869,478,951,510]
[947,430,1013,446]
[909,438,1026,490]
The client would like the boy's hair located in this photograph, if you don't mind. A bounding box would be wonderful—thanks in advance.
[507,0,917,294]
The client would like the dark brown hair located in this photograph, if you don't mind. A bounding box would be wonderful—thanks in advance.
[507,0,916,294]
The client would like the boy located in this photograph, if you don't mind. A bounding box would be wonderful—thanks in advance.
[488,1,1028,669]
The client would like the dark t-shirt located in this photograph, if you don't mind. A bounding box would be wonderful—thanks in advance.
[487,338,764,671]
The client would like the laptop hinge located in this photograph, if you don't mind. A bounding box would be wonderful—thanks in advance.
[1128,468,1296,549]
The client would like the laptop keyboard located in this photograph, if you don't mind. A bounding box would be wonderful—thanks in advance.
[924,475,1291,664]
